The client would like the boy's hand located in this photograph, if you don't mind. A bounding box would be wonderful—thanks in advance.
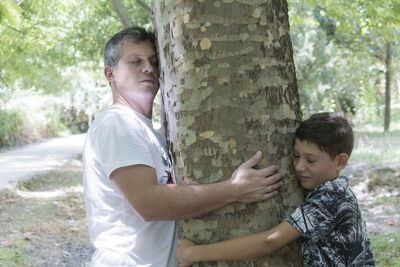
[230,151,284,203]
[177,239,196,267]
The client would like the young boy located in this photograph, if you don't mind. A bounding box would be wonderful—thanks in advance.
[177,112,375,266]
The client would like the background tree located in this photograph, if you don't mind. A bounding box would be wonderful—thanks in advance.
[152,0,304,265]
[301,0,400,132]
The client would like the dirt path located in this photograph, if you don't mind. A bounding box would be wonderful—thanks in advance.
[351,171,400,234]
[0,134,86,191]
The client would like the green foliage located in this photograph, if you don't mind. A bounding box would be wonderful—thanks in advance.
[0,0,151,94]
[0,67,114,148]
[0,0,21,26]
[0,109,24,147]
[314,0,400,40]
[288,0,400,131]
[0,0,150,148]
[289,2,359,116]
[0,242,32,266]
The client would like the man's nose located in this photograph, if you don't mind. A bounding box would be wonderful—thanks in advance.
[142,62,153,73]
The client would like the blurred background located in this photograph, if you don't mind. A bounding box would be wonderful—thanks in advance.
[0,0,399,265]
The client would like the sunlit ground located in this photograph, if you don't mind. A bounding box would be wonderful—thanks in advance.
[351,120,400,168]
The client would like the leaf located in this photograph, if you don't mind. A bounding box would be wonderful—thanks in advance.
[0,0,22,26]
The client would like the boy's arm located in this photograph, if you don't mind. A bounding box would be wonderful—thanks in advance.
[177,222,301,266]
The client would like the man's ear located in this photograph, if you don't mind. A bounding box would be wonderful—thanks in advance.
[104,65,115,83]
[336,153,349,171]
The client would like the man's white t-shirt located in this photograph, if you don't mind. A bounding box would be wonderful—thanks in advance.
[83,104,178,267]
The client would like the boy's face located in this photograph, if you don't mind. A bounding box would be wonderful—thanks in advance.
[293,138,344,190]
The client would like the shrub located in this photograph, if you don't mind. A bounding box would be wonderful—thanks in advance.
[0,109,25,147]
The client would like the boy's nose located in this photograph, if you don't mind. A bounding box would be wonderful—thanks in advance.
[294,159,305,172]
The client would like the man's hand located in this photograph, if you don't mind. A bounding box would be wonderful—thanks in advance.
[230,151,283,203]
[177,239,196,267]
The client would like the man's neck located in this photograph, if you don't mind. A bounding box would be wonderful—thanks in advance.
[113,98,153,119]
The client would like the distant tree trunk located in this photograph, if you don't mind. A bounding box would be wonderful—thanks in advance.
[0,74,7,88]
[152,0,304,265]
[384,41,392,132]
[109,0,132,27]
[332,91,343,112]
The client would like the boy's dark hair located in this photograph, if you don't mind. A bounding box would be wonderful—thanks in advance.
[104,26,156,67]
[295,112,354,159]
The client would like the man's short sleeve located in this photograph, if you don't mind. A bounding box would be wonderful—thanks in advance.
[94,113,155,179]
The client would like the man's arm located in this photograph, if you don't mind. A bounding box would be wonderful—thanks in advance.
[111,151,283,221]
[177,222,301,266]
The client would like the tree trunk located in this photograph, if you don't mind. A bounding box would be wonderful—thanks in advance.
[384,41,391,132]
[152,0,304,265]
[0,74,8,88]
[109,0,132,27]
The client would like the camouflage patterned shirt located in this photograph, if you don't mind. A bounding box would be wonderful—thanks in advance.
[287,176,375,266]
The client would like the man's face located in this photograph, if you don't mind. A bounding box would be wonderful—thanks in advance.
[293,138,340,190]
[109,40,159,101]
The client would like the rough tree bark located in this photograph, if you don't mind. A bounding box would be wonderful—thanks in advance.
[152,0,304,265]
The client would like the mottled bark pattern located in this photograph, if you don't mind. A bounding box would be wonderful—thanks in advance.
[152,0,303,265]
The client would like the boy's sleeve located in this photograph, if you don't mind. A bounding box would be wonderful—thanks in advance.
[286,189,345,242]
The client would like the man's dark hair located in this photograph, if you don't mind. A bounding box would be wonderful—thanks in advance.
[295,112,354,159]
[104,26,156,67]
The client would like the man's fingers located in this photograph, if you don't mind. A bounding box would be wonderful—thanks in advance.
[240,151,262,168]
[264,172,284,185]
[255,164,279,177]
[262,190,279,201]
[265,179,284,192]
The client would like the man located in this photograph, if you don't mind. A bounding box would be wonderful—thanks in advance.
[83,26,284,267]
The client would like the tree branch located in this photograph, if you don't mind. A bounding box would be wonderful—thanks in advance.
[135,0,152,15]
[109,0,132,27]
[0,74,8,88]
[6,24,25,34]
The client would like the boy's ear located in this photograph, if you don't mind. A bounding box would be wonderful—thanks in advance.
[104,65,115,83]
[335,153,349,171]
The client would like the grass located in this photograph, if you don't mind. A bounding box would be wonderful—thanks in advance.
[370,232,400,267]
[373,195,400,206]
[350,129,400,168]
[0,241,33,266]
[348,123,400,266]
